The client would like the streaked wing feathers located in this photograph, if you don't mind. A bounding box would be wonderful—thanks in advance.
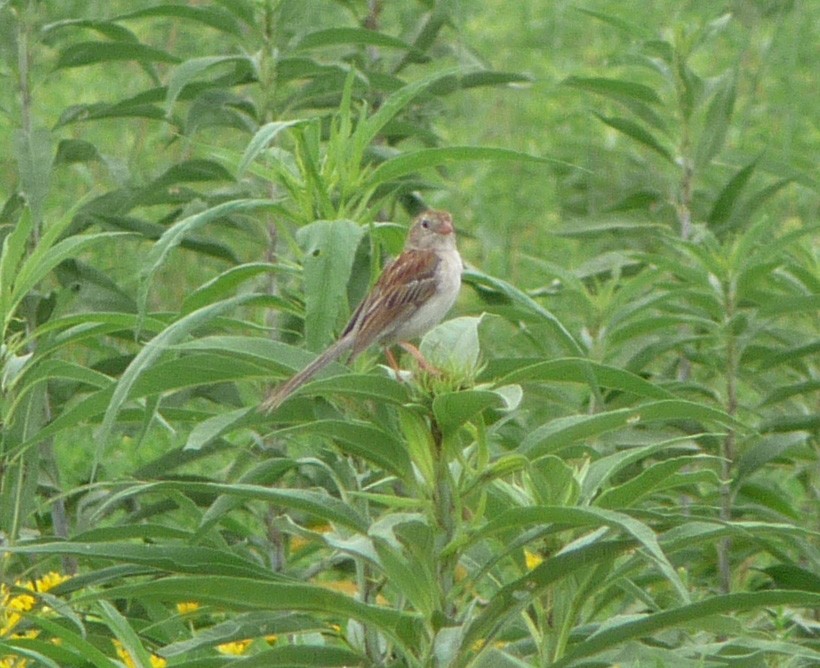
[343,249,439,356]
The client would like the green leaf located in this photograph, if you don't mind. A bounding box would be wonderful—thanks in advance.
[464,270,584,356]
[56,100,166,127]
[97,480,368,532]
[374,538,436,617]
[759,412,820,434]
[297,373,411,405]
[762,564,820,593]
[96,600,156,668]
[475,505,688,601]
[758,378,820,405]
[399,407,435,487]
[11,232,134,325]
[463,539,636,650]
[79,576,421,650]
[420,315,483,374]
[495,358,674,401]
[165,55,249,113]
[550,591,820,668]
[0,642,62,668]
[366,146,566,189]
[297,220,364,351]
[7,540,282,580]
[160,612,323,656]
[593,113,674,163]
[695,70,736,166]
[23,615,119,668]
[433,390,504,435]
[523,400,736,459]
[581,435,702,502]
[13,127,53,224]
[426,70,532,96]
[736,433,807,480]
[708,159,757,228]
[137,198,273,327]
[738,482,801,519]
[198,459,299,533]
[181,262,296,313]
[574,8,652,38]
[230,645,366,667]
[295,27,417,52]
[595,455,718,508]
[564,76,663,104]
[237,119,308,176]
[550,218,665,237]
[185,407,254,451]
[96,293,268,471]
[270,420,412,480]
[56,41,181,68]
[356,68,462,154]
[0,209,33,326]
[115,5,243,36]
[42,17,140,42]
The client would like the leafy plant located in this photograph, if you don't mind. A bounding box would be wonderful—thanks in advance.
[1,1,817,667]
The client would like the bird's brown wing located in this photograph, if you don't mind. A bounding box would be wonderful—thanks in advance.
[343,249,440,357]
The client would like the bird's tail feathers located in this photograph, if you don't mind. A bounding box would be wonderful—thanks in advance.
[261,336,354,412]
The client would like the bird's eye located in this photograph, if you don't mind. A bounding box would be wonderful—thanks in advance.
[421,217,430,229]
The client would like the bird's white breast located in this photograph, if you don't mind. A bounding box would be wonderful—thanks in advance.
[390,247,462,342]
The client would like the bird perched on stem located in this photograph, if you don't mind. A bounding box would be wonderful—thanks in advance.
[262,210,462,411]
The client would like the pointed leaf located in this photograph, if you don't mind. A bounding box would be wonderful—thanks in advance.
[695,71,736,166]
[366,146,569,188]
[708,159,757,228]
[237,119,308,176]
[551,591,820,668]
[594,113,674,162]
[80,576,421,649]
[137,199,274,326]
[295,27,417,52]
[165,54,249,112]
[564,76,663,104]
[297,220,364,351]
[56,41,180,68]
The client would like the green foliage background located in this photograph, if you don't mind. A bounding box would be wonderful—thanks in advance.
[0,0,817,666]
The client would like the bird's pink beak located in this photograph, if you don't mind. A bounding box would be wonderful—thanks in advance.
[439,216,454,235]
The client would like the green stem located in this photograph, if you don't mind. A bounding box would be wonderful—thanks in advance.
[718,278,738,594]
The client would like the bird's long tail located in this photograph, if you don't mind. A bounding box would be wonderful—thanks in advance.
[261,336,354,412]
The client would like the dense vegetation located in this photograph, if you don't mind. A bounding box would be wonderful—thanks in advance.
[1,0,817,666]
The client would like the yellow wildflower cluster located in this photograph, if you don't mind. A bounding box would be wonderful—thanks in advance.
[217,638,252,655]
[524,550,544,570]
[175,601,201,616]
[1,572,71,668]
[112,639,167,668]
[1,571,71,636]
[216,636,277,657]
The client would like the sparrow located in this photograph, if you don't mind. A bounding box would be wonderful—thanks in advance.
[262,210,462,411]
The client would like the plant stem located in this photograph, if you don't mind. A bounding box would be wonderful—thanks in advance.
[431,419,458,621]
[718,278,739,593]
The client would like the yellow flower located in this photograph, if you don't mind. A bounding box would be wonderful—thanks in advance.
[0,655,30,668]
[176,601,200,615]
[32,572,70,593]
[112,639,167,668]
[524,550,544,570]
[2,572,71,638]
[217,639,252,655]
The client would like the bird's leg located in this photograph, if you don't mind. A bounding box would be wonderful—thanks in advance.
[398,341,441,376]
[384,346,402,378]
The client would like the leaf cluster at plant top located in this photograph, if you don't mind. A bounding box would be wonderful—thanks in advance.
[0,1,817,667]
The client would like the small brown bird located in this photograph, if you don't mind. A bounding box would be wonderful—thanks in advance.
[262,210,462,411]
